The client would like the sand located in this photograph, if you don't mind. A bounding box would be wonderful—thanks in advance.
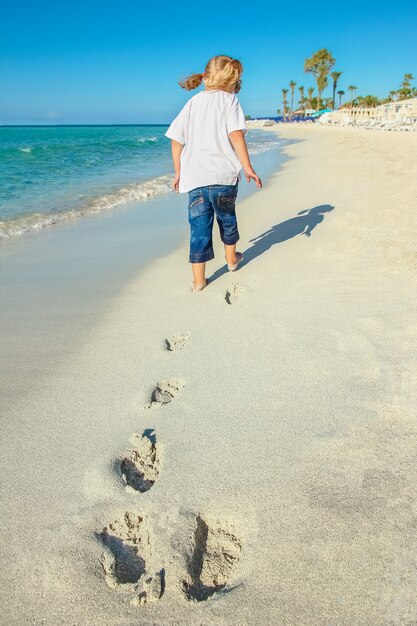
[1,126,416,625]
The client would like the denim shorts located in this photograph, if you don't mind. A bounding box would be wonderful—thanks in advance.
[188,183,239,263]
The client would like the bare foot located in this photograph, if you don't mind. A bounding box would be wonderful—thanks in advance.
[227,252,243,272]
[191,279,208,292]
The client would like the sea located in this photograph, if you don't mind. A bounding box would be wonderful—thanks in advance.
[0,125,283,241]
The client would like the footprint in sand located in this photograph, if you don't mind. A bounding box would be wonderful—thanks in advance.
[182,515,242,601]
[225,283,244,305]
[166,332,191,352]
[121,429,160,493]
[98,512,164,606]
[144,378,185,410]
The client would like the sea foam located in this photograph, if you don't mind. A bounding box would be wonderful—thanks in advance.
[0,174,173,240]
[137,136,158,143]
[0,125,282,241]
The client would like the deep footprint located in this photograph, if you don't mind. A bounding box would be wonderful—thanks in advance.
[99,513,149,588]
[121,429,160,493]
[225,283,244,305]
[182,516,242,601]
[166,333,191,352]
[98,512,164,605]
[144,378,185,409]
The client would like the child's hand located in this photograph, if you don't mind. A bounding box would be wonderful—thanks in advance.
[173,172,180,192]
[244,168,262,188]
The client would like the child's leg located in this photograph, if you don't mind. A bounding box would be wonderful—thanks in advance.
[188,188,214,288]
[212,184,240,266]
[191,262,206,286]
[224,244,237,266]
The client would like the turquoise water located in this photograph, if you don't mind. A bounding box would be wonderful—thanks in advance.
[0,125,282,240]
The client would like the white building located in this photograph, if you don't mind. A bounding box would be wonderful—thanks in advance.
[319,97,417,129]
[376,98,417,120]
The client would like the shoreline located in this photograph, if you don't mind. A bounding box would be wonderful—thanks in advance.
[1,125,416,625]
[0,143,286,398]
[0,127,282,241]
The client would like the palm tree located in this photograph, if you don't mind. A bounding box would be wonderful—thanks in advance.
[298,85,305,111]
[337,89,345,108]
[307,87,314,110]
[397,73,417,100]
[282,88,289,120]
[304,48,336,110]
[330,71,342,109]
[348,85,357,107]
[298,85,306,111]
[289,80,296,116]
[356,95,380,107]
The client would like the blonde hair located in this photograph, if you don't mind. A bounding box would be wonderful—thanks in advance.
[179,55,243,93]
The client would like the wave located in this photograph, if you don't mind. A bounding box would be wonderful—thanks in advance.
[1,132,283,241]
[136,136,158,143]
[246,137,283,156]
[0,173,173,240]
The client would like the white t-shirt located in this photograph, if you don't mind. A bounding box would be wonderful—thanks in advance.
[165,90,247,193]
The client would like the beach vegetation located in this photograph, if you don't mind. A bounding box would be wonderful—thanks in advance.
[304,49,336,111]
[330,71,343,109]
[309,97,325,110]
[389,73,417,101]
[355,95,381,107]
[282,88,289,119]
[280,54,416,117]
[307,87,314,110]
[347,85,357,107]
[298,85,306,112]
[289,80,297,115]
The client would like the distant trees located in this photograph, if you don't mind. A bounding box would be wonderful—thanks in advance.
[330,71,343,109]
[282,88,289,119]
[278,50,417,117]
[298,85,305,111]
[337,89,345,107]
[289,80,296,114]
[348,85,357,107]
[356,95,381,107]
[390,74,417,101]
[346,75,417,107]
[307,87,314,110]
[310,97,322,110]
[304,49,336,111]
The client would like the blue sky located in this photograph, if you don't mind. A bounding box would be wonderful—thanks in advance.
[1,0,416,124]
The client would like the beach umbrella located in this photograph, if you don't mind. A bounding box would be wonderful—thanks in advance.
[311,108,333,118]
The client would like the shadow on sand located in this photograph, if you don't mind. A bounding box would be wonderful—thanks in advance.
[208,204,334,284]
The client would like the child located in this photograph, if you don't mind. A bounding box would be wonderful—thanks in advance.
[165,55,262,292]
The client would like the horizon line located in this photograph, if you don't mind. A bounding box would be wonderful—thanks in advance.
[1,117,282,128]
[0,123,172,128]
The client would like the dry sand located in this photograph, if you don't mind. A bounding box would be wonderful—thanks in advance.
[1,126,416,625]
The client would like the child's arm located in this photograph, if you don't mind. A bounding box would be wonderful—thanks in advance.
[229,131,262,188]
[171,139,183,192]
